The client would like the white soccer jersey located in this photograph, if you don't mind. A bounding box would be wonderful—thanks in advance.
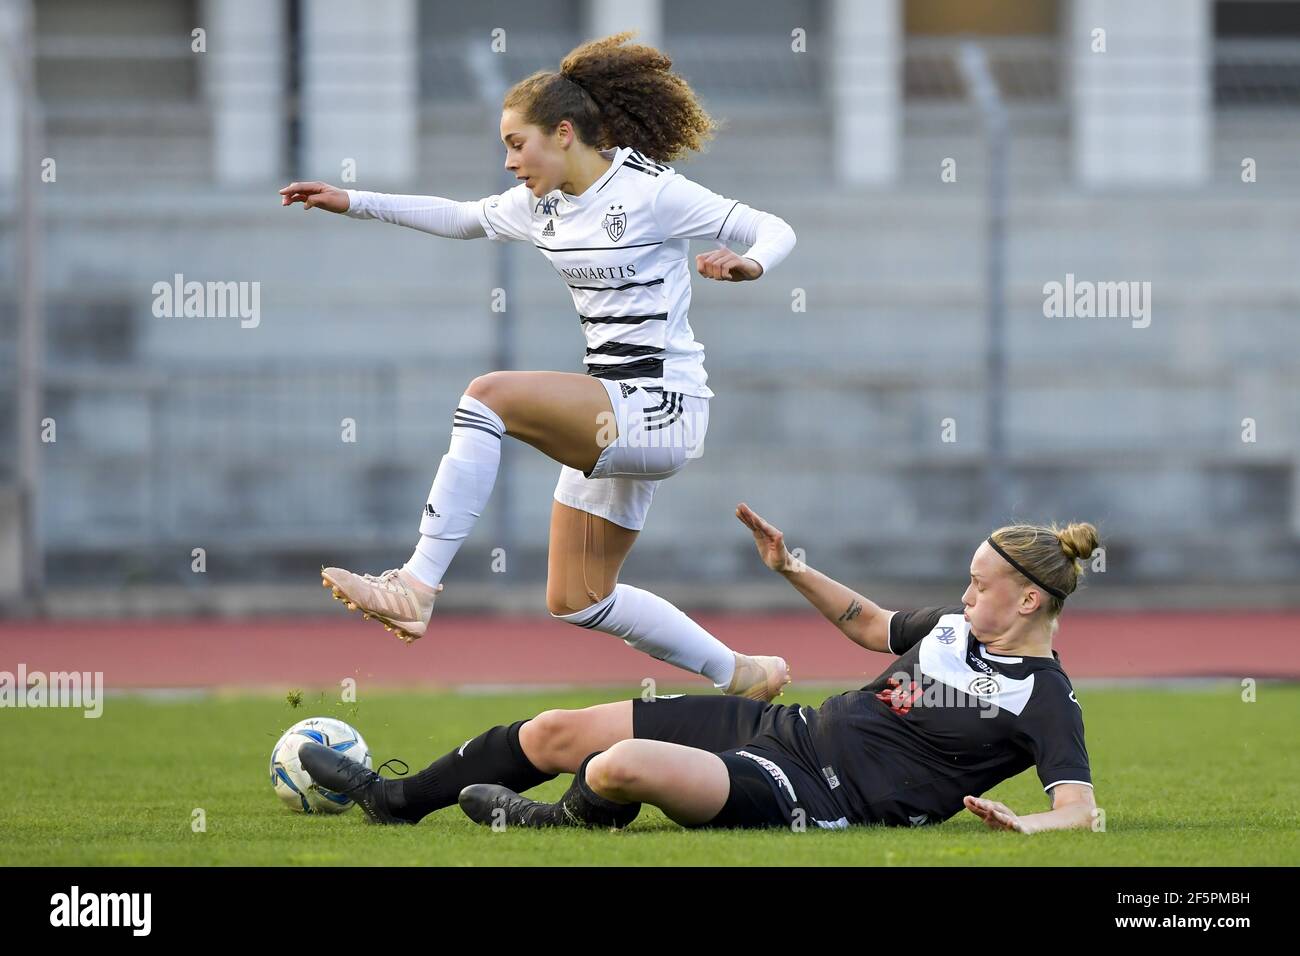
[474,146,794,397]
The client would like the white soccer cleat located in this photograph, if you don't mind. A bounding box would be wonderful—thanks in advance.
[724,653,791,702]
[321,565,442,644]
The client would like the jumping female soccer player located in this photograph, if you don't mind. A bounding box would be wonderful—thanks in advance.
[278,33,795,701]
[300,506,1100,833]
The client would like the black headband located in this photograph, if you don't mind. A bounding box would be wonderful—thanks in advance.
[986,537,1067,601]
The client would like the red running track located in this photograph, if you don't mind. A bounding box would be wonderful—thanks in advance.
[0,611,1296,688]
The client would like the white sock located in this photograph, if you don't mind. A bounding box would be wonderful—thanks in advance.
[403,394,505,588]
[552,583,737,687]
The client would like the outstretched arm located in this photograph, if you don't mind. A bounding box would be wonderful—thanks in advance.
[735,502,892,653]
[278,181,489,240]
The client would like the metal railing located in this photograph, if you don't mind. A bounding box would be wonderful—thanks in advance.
[1215,38,1300,106]
[906,36,1061,103]
[34,358,1296,558]
[419,33,824,102]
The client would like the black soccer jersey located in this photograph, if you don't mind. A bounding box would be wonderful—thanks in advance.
[805,605,1093,827]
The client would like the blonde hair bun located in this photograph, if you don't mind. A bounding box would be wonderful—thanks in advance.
[1056,522,1100,562]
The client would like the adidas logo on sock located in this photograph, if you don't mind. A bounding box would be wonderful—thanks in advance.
[542,218,555,237]
[424,504,441,519]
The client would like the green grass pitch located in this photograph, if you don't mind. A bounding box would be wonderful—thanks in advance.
[3,684,1297,866]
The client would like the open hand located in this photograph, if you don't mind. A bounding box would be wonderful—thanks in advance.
[278,181,350,213]
[735,502,794,572]
[964,796,1031,833]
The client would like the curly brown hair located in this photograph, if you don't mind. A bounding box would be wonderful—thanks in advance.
[502,31,717,164]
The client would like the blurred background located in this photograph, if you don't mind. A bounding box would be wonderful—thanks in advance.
[0,0,1298,628]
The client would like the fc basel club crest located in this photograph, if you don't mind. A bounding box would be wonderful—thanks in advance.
[602,204,626,242]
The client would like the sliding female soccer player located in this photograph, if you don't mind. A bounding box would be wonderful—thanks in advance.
[301,508,1100,832]
[279,33,794,701]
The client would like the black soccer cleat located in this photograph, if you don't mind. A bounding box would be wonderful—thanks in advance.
[458,784,571,828]
[298,742,412,826]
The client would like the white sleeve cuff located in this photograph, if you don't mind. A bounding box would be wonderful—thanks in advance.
[720,203,796,276]
[343,189,370,218]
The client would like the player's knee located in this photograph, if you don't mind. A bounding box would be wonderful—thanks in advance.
[545,588,610,618]
[544,588,575,617]
[465,372,512,417]
[587,742,640,797]
[519,709,576,773]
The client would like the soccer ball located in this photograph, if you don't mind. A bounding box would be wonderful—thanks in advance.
[269,716,371,814]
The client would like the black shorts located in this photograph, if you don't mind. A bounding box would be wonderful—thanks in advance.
[701,746,849,830]
[632,694,848,830]
[632,693,768,751]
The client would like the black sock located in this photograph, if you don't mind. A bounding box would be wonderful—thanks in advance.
[556,752,642,829]
[390,719,557,823]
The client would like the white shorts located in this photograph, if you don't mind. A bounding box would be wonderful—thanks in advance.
[552,378,710,531]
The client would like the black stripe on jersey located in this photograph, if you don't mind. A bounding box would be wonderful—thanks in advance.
[480,198,505,236]
[629,149,667,171]
[715,201,740,239]
[534,240,663,252]
[623,160,660,178]
[596,167,620,193]
[580,311,668,325]
[587,356,664,380]
[628,148,666,169]
[567,277,665,292]
[585,342,664,358]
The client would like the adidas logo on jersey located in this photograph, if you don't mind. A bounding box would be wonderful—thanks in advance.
[542,218,555,237]
[424,504,441,519]
[619,382,636,397]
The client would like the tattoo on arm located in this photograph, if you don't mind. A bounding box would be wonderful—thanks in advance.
[837,599,863,623]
